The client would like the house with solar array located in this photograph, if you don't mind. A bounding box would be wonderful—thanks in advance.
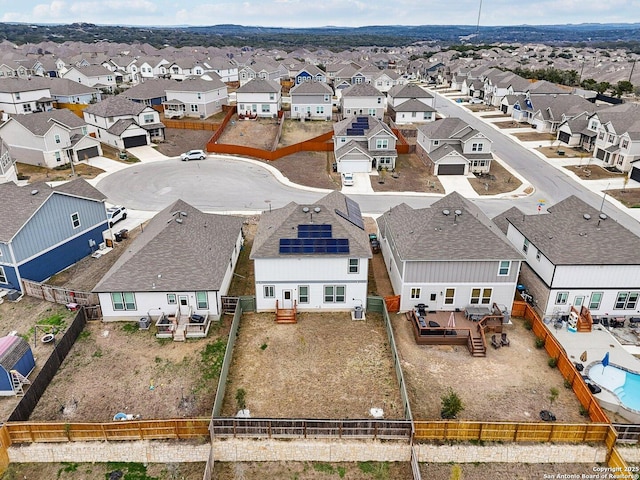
[250,191,371,319]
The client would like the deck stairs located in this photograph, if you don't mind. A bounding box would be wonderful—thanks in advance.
[470,336,486,357]
[10,370,30,396]
[275,299,297,324]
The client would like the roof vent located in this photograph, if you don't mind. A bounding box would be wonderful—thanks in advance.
[599,213,607,220]
[314,207,321,213]
[31,189,38,195]
[302,207,310,213]
[442,209,450,216]
[180,211,188,217]
[583,213,591,220]
[454,209,462,216]
[175,218,183,224]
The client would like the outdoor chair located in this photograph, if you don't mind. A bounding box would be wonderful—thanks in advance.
[500,332,510,347]
[491,334,501,349]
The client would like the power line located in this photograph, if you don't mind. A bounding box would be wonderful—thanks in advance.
[476,0,483,35]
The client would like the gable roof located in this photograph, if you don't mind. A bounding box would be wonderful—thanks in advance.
[393,98,437,113]
[236,78,281,94]
[5,109,86,136]
[0,179,105,242]
[94,200,244,292]
[499,195,640,265]
[388,83,433,99]
[0,335,31,372]
[165,77,226,92]
[120,78,177,100]
[250,191,371,260]
[416,117,475,140]
[342,83,382,98]
[83,95,148,117]
[0,77,51,93]
[290,81,333,95]
[379,191,523,262]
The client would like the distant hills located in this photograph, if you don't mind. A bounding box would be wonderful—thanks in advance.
[1,22,640,50]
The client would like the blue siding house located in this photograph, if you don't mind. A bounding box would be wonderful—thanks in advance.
[0,179,107,293]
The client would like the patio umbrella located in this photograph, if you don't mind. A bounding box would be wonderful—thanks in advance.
[580,351,587,363]
[602,352,610,373]
[447,311,456,329]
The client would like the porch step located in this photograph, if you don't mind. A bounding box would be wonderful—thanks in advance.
[275,310,297,324]
[173,324,186,341]
[471,337,486,357]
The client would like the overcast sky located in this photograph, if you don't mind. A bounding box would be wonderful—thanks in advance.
[1,0,640,28]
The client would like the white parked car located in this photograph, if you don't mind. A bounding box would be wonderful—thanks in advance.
[468,98,484,104]
[342,172,355,186]
[107,206,127,227]
[180,149,206,161]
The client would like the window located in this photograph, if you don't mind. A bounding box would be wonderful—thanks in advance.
[22,103,32,113]
[197,93,202,99]
[196,291,208,309]
[433,140,439,146]
[608,134,615,143]
[470,288,492,304]
[190,104,198,112]
[470,288,481,304]
[264,285,275,298]
[81,126,87,135]
[598,131,605,140]
[590,121,598,130]
[481,288,492,305]
[589,292,603,310]
[368,108,377,116]
[316,106,324,114]
[348,258,359,274]
[143,114,154,124]
[430,293,437,301]
[261,104,270,113]
[70,212,80,229]
[376,139,389,149]
[410,288,421,299]
[621,139,629,149]
[15,93,21,100]
[269,93,275,100]
[54,134,61,144]
[239,103,244,111]
[498,261,510,276]
[522,239,529,253]
[298,286,309,304]
[555,292,568,305]
[324,94,330,102]
[444,288,455,305]
[55,152,61,162]
[0,266,6,284]
[167,294,176,305]
[615,291,639,310]
[324,285,345,303]
[472,143,483,152]
[377,97,382,104]
[111,292,136,311]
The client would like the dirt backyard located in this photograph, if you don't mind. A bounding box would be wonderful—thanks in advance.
[216,117,281,150]
[154,128,214,157]
[220,311,404,419]
[468,159,523,195]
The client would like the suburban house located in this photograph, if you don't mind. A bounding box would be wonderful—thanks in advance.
[0,137,17,184]
[377,191,524,313]
[483,71,530,107]
[165,58,206,81]
[0,179,107,293]
[289,81,333,121]
[588,103,640,173]
[94,199,244,327]
[0,60,31,79]
[235,78,282,118]
[238,61,284,86]
[294,64,327,84]
[416,117,493,175]
[372,69,403,94]
[62,65,117,93]
[387,83,436,125]
[47,77,101,105]
[509,93,596,132]
[0,77,54,114]
[340,83,385,120]
[135,56,170,80]
[83,96,165,149]
[163,77,228,119]
[250,191,371,313]
[0,109,102,168]
[556,112,598,153]
[204,57,238,83]
[119,78,175,107]
[493,196,640,318]
[333,115,398,173]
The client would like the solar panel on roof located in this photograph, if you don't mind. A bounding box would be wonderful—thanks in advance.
[298,224,332,238]
[279,238,349,254]
[356,116,369,123]
[335,197,365,230]
[346,129,365,136]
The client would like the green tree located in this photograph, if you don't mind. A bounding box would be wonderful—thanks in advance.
[596,82,611,94]
[441,388,464,419]
[615,80,634,97]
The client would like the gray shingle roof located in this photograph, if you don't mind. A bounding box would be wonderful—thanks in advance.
[250,191,371,260]
[0,77,51,93]
[416,117,474,140]
[236,78,281,94]
[0,335,30,371]
[378,191,523,262]
[83,96,147,117]
[107,118,137,136]
[290,81,333,95]
[165,77,226,92]
[7,109,86,136]
[120,78,177,100]
[393,98,436,113]
[500,195,640,265]
[94,200,244,293]
[388,83,433,99]
[0,178,105,242]
[46,77,99,96]
[342,83,382,98]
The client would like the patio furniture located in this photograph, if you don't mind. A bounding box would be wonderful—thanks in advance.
[491,334,501,349]
[500,332,510,347]
[465,305,492,322]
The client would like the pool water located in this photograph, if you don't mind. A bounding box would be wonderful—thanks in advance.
[590,363,640,412]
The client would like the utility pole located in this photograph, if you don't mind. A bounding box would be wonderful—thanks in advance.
[629,58,637,83]
[476,0,483,36]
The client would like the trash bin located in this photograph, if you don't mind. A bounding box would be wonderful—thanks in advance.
[354,306,363,319]
[114,232,123,242]
[119,229,129,239]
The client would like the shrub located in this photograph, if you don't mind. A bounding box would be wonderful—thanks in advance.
[579,405,589,417]
[564,379,573,389]
[441,388,464,419]
[549,387,559,407]
[548,357,558,368]
[235,388,247,411]
[523,319,533,330]
[535,337,545,349]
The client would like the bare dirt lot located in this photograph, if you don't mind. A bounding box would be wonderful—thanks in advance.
[213,461,412,479]
[154,128,214,157]
[220,311,404,419]
[493,120,531,129]
[422,462,606,480]
[278,119,334,147]
[536,146,590,159]
[371,154,444,194]
[392,311,586,422]
[264,151,339,190]
[217,116,280,149]
[606,187,640,208]
[468,159,523,195]
[14,162,105,184]
[565,164,627,181]
[512,131,556,142]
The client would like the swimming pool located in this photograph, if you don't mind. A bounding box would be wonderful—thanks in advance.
[589,363,640,412]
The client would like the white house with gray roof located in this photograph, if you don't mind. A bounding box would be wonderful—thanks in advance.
[589,103,640,173]
[62,65,116,93]
[333,115,398,173]
[494,196,640,318]
[94,199,244,323]
[83,96,165,149]
[340,83,385,120]
[416,117,493,175]
[250,191,371,313]
[0,109,101,168]
[289,81,333,121]
[235,78,282,118]
[0,77,54,115]
[378,192,523,313]
[0,137,17,184]
[163,78,228,119]
[387,83,436,125]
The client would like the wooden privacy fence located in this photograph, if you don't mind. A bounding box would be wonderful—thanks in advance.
[163,119,219,131]
[209,418,412,440]
[3,418,210,444]
[414,421,611,443]
[511,301,610,423]
[22,279,99,307]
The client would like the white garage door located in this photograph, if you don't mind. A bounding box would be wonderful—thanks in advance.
[338,159,370,174]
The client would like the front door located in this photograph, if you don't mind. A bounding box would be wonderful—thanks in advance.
[573,296,584,309]
[282,290,292,309]
[178,295,189,315]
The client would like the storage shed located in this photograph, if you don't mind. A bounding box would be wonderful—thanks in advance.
[0,335,35,396]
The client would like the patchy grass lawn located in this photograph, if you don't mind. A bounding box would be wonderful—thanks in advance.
[565,165,627,181]
[100,144,140,163]
[15,162,105,183]
[213,461,412,479]
[372,154,444,194]
[278,119,333,147]
[537,146,590,159]
[492,121,530,129]
[468,160,522,195]
[512,131,556,142]
[606,188,640,208]
[221,311,403,419]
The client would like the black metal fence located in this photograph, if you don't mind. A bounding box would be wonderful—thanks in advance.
[9,308,87,422]
[613,424,640,444]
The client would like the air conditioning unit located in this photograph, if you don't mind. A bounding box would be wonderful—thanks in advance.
[99,242,107,250]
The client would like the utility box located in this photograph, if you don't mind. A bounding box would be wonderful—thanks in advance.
[353,305,364,320]
[138,316,152,330]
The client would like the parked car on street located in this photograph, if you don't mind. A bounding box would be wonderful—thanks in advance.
[107,206,127,227]
[468,98,484,104]
[342,172,354,186]
[180,149,206,161]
